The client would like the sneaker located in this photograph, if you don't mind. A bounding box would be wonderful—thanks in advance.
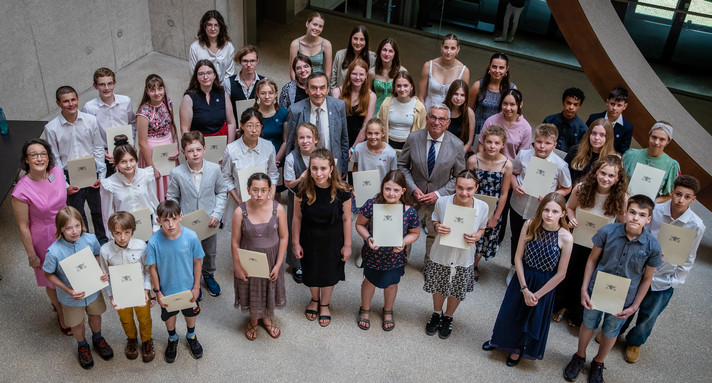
[494,35,507,42]
[507,36,515,43]
[625,345,640,363]
[425,312,442,336]
[588,361,605,383]
[293,268,303,284]
[204,275,222,297]
[164,338,178,363]
[198,288,203,302]
[186,335,203,359]
[141,339,155,363]
[563,353,586,382]
[505,265,516,286]
[78,344,94,370]
[125,338,139,360]
[355,253,363,268]
[92,337,114,360]
[438,315,453,339]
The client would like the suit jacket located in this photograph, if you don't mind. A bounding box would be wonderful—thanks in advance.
[286,96,349,175]
[398,129,465,198]
[167,161,229,220]
[586,111,633,154]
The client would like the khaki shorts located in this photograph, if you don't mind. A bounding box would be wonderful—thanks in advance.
[62,294,107,328]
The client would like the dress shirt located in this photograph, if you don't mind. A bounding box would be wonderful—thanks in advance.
[223,73,258,99]
[605,112,624,128]
[98,238,151,296]
[221,137,279,199]
[511,149,572,218]
[100,167,160,238]
[81,94,136,147]
[427,132,444,160]
[189,164,204,193]
[189,40,236,82]
[42,233,103,307]
[311,101,330,150]
[44,111,107,181]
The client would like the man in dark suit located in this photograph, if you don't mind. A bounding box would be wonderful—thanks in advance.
[286,72,349,175]
[586,87,633,154]
[398,103,466,258]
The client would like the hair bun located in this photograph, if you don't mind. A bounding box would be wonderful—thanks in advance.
[113,134,129,147]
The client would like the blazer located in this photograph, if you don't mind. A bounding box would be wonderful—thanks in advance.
[586,111,633,154]
[166,161,229,220]
[286,96,349,175]
[398,129,465,198]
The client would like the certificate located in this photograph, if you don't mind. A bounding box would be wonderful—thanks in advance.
[152,143,177,176]
[204,135,227,164]
[131,208,153,242]
[591,271,631,315]
[161,290,197,312]
[182,209,217,241]
[474,194,498,220]
[521,156,557,198]
[59,247,109,296]
[237,165,266,201]
[352,170,381,207]
[657,223,696,266]
[106,124,134,156]
[440,203,477,250]
[372,204,403,247]
[235,99,256,123]
[553,148,567,159]
[572,208,612,248]
[238,249,270,279]
[628,163,665,200]
[109,263,146,308]
[67,156,97,188]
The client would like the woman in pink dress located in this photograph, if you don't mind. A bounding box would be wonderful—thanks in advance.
[11,139,70,335]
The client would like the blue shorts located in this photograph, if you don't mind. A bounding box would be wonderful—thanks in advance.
[582,308,626,338]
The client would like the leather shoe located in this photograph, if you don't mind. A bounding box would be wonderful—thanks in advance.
[506,354,520,367]
[482,340,495,351]
[293,268,303,284]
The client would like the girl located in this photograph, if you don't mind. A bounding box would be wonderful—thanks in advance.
[444,80,476,153]
[100,135,160,239]
[376,72,426,150]
[232,173,288,340]
[255,79,289,166]
[292,149,352,327]
[419,34,470,112]
[466,126,512,281]
[552,155,628,327]
[483,193,573,366]
[136,74,179,201]
[369,37,406,114]
[469,53,516,135]
[423,170,489,339]
[564,118,616,184]
[479,88,531,160]
[333,58,377,149]
[351,118,398,178]
[279,54,312,110]
[188,10,235,82]
[331,25,376,90]
[288,12,332,79]
[355,170,420,331]
[43,206,112,369]
[225,45,266,123]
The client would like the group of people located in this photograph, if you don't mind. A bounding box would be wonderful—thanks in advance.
[10,9,706,383]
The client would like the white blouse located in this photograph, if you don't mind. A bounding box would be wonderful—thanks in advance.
[189,40,236,83]
[429,195,489,268]
[100,167,160,238]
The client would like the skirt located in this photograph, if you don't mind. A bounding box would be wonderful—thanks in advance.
[138,133,177,202]
[423,259,476,301]
[364,266,405,289]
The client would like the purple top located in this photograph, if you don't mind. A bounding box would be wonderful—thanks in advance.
[480,111,532,160]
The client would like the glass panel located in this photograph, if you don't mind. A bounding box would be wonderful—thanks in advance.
[623,2,674,59]
[635,0,677,18]
[687,0,712,27]
[671,0,712,66]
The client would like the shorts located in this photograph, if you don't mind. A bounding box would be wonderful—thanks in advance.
[62,294,107,328]
[582,308,626,339]
[160,302,201,321]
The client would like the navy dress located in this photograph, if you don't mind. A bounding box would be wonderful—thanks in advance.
[490,228,561,360]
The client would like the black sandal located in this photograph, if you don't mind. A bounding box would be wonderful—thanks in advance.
[305,299,318,321]
[319,304,331,327]
[357,307,370,330]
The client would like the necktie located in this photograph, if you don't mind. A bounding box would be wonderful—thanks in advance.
[427,139,436,176]
[315,107,324,147]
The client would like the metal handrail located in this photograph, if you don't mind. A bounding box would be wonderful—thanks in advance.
[612,0,712,19]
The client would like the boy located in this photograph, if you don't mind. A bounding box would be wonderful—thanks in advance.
[564,195,662,383]
[81,67,136,177]
[98,212,155,363]
[622,121,680,203]
[617,175,706,363]
[543,87,587,153]
[45,85,108,244]
[167,131,229,298]
[585,87,633,154]
[508,123,571,281]
[147,200,205,363]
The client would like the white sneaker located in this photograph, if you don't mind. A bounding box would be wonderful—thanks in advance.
[355,253,363,268]
[505,265,516,286]
[494,35,507,42]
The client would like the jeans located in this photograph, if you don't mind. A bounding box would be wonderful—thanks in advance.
[622,287,675,347]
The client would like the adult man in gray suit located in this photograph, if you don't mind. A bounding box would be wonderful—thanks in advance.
[398,103,465,258]
[286,72,349,175]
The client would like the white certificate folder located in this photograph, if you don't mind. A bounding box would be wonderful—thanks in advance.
[439,203,477,250]
[109,263,146,308]
[372,204,403,247]
[59,247,109,296]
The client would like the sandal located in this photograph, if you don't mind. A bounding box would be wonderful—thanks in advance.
[56,312,72,336]
[318,304,331,327]
[552,308,565,323]
[357,307,370,330]
[305,299,319,321]
[473,266,479,283]
[382,309,395,331]
[261,320,281,339]
[245,320,258,341]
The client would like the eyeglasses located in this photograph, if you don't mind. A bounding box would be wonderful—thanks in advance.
[206,23,220,30]
[241,59,258,65]
[243,124,261,131]
[27,152,49,159]
[428,115,449,123]
[197,71,214,78]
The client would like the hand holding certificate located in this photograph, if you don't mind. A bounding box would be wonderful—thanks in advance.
[109,263,146,309]
[238,165,266,201]
[67,156,98,188]
[152,143,178,176]
[572,209,612,248]
[628,163,665,200]
[182,209,218,241]
[373,204,403,247]
[521,156,557,198]
[237,249,270,279]
[591,271,631,315]
[352,170,381,207]
[204,135,227,164]
[59,247,109,297]
[161,290,197,312]
[657,223,696,266]
[439,203,477,250]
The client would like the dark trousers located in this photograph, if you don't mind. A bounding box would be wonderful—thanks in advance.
[67,186,107,244]
[509,206,526,266]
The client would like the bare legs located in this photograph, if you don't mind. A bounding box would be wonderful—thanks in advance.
[432,293,461,316]
[47,286,67,329]
[360,279,398,329]
[310,286,334,326]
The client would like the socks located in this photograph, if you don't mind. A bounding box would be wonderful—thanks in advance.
[91,331,102,342]
[168,329,178,341]
[186,326,195,339]
[78,339,88,347]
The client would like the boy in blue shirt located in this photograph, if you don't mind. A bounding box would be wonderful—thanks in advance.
[147,200,205,363]
[543,87,587,153]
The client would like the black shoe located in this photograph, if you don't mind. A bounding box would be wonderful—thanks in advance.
[438,315,453,339]
[92,337,114,360]
[164,338,178,363]
[78,344,94,370]
[564,353,586,382]
[186,335,203,359]
[588,362,605,383]
[482,340,495,351]
[198,288,203,302]
[293,268,303,284]
[506,354,521,367]
[425,312,441,335]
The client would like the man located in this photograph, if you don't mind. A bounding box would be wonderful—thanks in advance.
[398,103,465,258]
[286,72,349,176]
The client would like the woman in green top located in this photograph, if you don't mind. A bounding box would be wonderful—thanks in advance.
[369,37,407,114]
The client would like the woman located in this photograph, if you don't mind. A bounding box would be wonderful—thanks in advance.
[369,37,406,114]
[180,60,237,143]
[469,53,516,135]
[279,54,313,110]
[479,89,531,160]
[188,10,235,82]
[444,80,476,153]
[224,45,266,124]
[418,34,470,112]
[332,59,376,149]
[255,79,288,166]
[564,118,616,184]
[376,72,426,150]
[288,12,332,79]
[331,25,376,90]
[12,139,70,335]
